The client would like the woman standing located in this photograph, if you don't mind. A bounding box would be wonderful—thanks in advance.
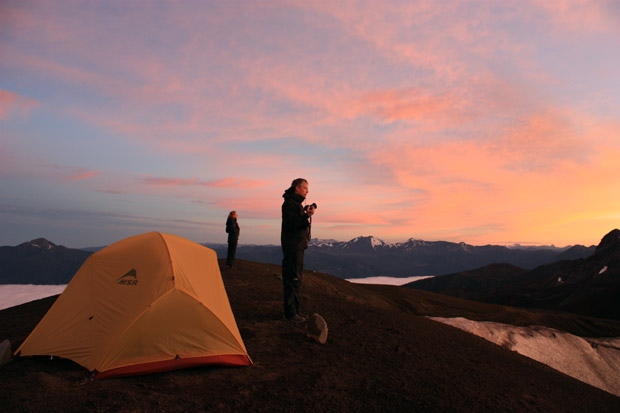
[225,211,240,268]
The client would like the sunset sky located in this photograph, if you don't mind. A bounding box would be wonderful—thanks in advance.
[1,0,619,248]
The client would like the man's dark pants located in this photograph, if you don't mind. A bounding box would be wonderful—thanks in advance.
[282,247,304,319]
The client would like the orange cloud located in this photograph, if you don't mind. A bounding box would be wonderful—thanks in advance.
[344,110,616,245]
[319,211,392,227]
[352,88,471,124]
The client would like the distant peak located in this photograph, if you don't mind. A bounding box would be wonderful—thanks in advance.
[404,238,428,246]
[345,236,387,249]
[355,235,384,243]
[27,238,57,249]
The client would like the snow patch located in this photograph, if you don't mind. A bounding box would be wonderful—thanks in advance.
[370,236,385,248]
[430,317,620,397]
[599,266,608,275]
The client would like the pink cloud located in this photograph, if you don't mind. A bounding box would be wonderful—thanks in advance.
[210,196,280,220]
[205,177,270,189]
[2,45,128,99]
[143,176,270,189]
[532,0,620,35]
[68,170,100,181]
[490,110,591,171]
[353,87,471,124]
[97,189,130,195]
[40,164,102,183]
[0,89,39,119]
[295,1,501,78]
[144,176,199,187]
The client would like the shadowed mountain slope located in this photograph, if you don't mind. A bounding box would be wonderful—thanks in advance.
[2,259,619,411]
[408,229,620,321]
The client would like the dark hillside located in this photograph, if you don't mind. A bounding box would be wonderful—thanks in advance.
[403,263,527,299]
[409,229,620,321]
[1,260,619,411]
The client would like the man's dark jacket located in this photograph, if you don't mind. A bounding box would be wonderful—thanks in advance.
[281,188,310,251]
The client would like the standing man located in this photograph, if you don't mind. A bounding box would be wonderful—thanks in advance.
[281,178,316,322]
[225,211,240,268]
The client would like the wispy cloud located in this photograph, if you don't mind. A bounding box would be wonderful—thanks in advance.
[0,89,38,119]
[68,170,100,181]
[143,176,270,189]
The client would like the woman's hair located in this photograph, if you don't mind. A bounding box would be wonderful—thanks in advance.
[227,211,237,219]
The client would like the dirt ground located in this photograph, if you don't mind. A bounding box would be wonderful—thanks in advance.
[2,259,619,412]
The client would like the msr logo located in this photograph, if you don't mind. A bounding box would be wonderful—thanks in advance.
[116,268,139,286]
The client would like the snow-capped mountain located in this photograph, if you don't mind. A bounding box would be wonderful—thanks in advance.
[302,235,592,279]
[200,235,593,280]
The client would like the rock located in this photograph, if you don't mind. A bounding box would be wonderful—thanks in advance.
[307,313,328,344]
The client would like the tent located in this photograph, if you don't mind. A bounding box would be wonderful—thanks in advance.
[15,232,251,378]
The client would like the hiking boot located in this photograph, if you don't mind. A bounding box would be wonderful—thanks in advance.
[287,314,307,323]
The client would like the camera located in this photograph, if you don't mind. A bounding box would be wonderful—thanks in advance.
[304,203,317,211]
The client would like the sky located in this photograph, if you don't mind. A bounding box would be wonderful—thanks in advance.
[1,0,619,248]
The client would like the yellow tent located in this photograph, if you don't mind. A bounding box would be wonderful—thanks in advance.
[15,232,251,378]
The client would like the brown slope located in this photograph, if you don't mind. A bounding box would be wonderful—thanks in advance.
[0,259,619,412]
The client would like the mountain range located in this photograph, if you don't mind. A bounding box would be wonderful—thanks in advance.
[207,236,595,279]
[1,235,596,284]
[408,229,620,321]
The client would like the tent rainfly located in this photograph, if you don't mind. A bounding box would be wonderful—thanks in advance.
[15,232,251,378]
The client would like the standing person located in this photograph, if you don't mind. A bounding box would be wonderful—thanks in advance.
[225,211,240,268]
[281,178,316,322]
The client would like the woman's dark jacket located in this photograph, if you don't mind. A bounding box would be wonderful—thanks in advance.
[281,188,311,252]
[226,218,240,241]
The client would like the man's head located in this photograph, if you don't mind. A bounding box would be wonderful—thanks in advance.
[291,178,309,198]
